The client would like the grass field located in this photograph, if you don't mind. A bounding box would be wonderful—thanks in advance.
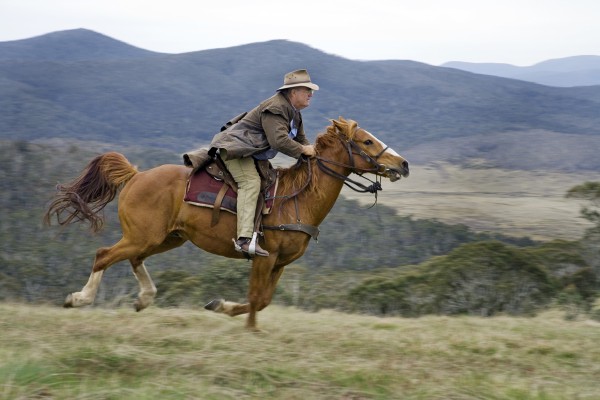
[343,163,596,241]
[1,302,599,399]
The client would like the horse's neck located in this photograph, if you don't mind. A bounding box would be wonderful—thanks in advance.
[301,150,350,226]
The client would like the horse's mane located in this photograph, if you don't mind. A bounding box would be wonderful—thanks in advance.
[276,119,357,202]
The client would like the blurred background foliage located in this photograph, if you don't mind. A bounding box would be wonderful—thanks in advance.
[1,140,598,318]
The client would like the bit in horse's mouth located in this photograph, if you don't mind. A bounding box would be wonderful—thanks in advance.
[388,170,402,182]
[386,168,408,182]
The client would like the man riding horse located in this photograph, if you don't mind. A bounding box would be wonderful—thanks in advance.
[45,67,409,331]
[194,69,319,257]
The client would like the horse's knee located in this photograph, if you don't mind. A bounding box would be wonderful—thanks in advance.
[256,296,272,311]
[247,290,272,311]
[249,296,271,311]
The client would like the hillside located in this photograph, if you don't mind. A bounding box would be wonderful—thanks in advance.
[442,55,600,87]
[1,303,599,399]
[0,28,162,61]
[1,29,600,172]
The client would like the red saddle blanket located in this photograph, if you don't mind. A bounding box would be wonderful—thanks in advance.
[184,168,277,215]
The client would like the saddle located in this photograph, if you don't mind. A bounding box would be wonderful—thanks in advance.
[184,156,278,229]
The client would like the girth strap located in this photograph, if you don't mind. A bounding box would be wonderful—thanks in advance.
[262,223,320,241]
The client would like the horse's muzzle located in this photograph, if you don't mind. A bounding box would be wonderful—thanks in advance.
[386,161,409,182]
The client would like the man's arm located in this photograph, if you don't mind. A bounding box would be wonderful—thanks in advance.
[261,111,306,159]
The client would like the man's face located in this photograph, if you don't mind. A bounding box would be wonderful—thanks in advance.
[289,87,314,110]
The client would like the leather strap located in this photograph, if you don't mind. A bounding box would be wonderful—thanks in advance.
[262,223,320,241]
[211,183,230,227]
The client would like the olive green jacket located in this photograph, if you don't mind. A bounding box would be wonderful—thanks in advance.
[183,92,309,168]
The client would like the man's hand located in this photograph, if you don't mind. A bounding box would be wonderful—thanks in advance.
[301,144,316,158]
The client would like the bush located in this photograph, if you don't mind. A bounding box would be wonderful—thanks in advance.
[349,241,556,317]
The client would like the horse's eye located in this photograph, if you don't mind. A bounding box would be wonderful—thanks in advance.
[364,140,373,145]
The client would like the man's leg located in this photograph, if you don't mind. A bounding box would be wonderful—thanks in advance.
[224,157,269,256]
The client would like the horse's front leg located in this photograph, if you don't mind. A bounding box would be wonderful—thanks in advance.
[204,256,283,331]
[204,299,249,316]
[245,259,284,331]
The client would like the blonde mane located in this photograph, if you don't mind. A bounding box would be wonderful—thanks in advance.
[276,118,357,201]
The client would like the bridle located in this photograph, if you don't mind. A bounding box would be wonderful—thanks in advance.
[268,125,394,202]
[315,126,391,195]
[263,125,393,238]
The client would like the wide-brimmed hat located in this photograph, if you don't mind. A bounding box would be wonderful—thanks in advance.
[278,69,319,91]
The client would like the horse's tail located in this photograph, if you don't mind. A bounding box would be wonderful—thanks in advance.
[43,152,138,232]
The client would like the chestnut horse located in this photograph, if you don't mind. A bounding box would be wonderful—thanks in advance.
[44,117,409,330]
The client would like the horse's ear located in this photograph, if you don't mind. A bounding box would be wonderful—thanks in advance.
[330,117,352,137]
[331,117,346,132]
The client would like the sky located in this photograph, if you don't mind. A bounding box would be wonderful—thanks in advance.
[0,0,598,66]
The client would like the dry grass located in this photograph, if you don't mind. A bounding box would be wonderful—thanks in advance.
[1,302,600,399]
[344,162,596,241]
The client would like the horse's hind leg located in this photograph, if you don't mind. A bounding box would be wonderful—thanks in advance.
[64,238,140,308]
[130,261,156,312]
[64,268,105,308]
[130,235,187,312]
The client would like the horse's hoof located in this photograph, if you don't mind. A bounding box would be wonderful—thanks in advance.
[133,301,143,312]
[63,294,73,308]
[204,298,224,312]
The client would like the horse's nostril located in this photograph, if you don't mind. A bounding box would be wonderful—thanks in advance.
[403,161,409,170]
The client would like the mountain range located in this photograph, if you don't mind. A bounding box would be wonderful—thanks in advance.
[1,29,599,172]
[442,56,600,87]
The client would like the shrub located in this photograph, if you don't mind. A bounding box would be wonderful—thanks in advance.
[349,241,556,317]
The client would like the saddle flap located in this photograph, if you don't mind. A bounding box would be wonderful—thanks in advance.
[184,159,278,225]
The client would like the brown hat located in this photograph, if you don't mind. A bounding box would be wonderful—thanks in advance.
[278,69,320,91]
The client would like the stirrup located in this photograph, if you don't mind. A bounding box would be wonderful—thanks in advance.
[233,233,269,258]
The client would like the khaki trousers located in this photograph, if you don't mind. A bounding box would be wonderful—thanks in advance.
[224,157,261,239]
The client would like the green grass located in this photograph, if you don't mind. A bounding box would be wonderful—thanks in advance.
[1,303,599,399]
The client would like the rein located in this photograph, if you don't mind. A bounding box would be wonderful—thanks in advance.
[263,128,388,238]
[315,157,383,194]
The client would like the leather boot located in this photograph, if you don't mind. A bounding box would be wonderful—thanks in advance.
[234,237,269,257]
